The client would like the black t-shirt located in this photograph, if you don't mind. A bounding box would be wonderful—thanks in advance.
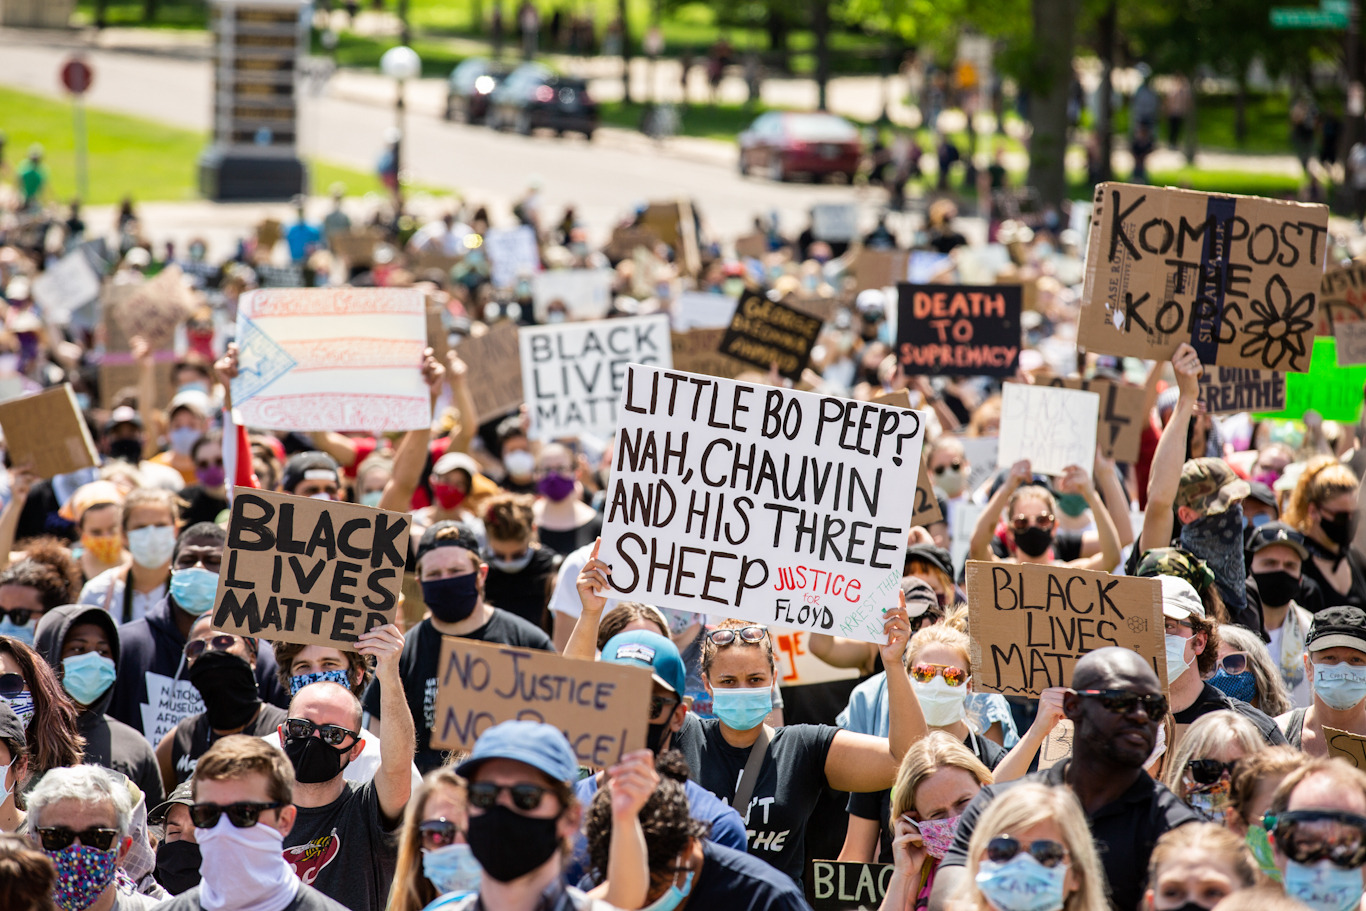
[940,759,1200,911]
[538,514,603,557]
[282,780,399,911]
[170,703,288,785]
[482,546,560,631]
[687,839,813,911]
[691,718,838,884]
[179,486,229,527]
[1302,541,1366,609]
[1172,682,1288,746]
[361,611,555,772]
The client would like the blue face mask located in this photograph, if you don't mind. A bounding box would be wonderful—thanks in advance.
[974,853,1069,911]
[643,869,694,911]
[0,615,35,645]
[422,842,482,895]
[1210,666,1257,703]
[170,567,219,616]
[360,491,384,509]
[1314,663,1366,712]
[289,668,352,698]
[1284,858,1366,911]
[62,651,117,707]
[709,686,773,732]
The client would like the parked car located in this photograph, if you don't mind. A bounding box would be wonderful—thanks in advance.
[738,112,862,182]
[488,63,598,139]
[445,58,514,123]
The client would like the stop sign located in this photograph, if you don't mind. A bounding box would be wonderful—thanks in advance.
[61,58,93,95]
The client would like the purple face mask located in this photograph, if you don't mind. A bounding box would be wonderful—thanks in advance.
[197,464,226,488]
[1253,470,1280,487]
[537,472,576,502]
[916,815,962,859]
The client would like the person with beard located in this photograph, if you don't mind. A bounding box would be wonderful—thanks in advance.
[108,523,288,743]
[1246,523,1315,706]
[31,605,163,804]
[533,444,602,557]
[153,613,289,787]
[154,735,349,911]
[282,620,413,911]
[362,522,552,773]
[1277,606,1366,756]
[481,493,561,632]
[1286,456,1366,609]
[927,647,1200,911]
[968,459,1121,572]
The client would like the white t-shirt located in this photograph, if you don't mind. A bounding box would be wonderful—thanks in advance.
[548,542,617,620]
[80,568,166,626]
[1267,624,1313,708]
[258,728,423,788]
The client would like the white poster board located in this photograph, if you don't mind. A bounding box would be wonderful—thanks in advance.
[773,626,861,688]
[231,288,431,431]
[531,269,614,321]
[811,203,859,243]
[672,291,738,331]
[485,226,541,288]
[997,383,1099,477]
[600,365,927,643]
[1338,323,1366,367]
[521,314,672,441]
[33,251,101,324]
[956,435,1000,499]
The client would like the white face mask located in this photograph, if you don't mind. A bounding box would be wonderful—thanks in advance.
[127,525,177,569]
[912,675,970,727]
[1165,633,1193,684]
[197,818,298,911]
[0,759,12,804]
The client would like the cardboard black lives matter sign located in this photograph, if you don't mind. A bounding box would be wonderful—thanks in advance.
[213,488,411,648]
[896,284,1022,377]
[720,291,823,381]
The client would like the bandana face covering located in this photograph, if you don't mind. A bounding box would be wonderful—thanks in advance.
[289,668,352,697]
[81,533,123,565]
[1179,504,1247,619]
[50,843,121,911]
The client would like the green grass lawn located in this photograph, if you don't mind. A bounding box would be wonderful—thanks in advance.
[0,86,426,204]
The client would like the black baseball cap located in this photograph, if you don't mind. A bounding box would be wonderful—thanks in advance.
[1246,480,1279,511]
[1307,606,1366,654]
[0,700,25,752]
[1247,522,1309,560]
[149,779,195,826]
[416,520,482,564]
[904,543,954,580]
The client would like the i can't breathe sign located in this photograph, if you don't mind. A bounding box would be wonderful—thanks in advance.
[599,365,926,644]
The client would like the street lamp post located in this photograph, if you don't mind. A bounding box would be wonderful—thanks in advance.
[380,45,421,214]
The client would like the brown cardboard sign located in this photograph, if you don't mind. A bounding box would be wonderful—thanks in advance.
[720,291,823,381]
[1037,720,1074,770]
[1325,726,1366,769]
[212,488,410,649]
[604,225,661,263]
[112,265,196,352]
[0,385,99,479]
[1196,366,1286,414]
[329,231,380,267]
[1036,375,1147,462]
[1319,263,1366,336]
[966,560,1166,697]
[670,329,745,379]
[873,390,943,527]
[430,635,652,766]
[853,250,909,293]
[735,233,768,259]
[1079,182,1328,372]
[459,322,524,424]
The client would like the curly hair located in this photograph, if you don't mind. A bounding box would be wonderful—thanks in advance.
[0,833,57,911]
[585,775,709,887]
[483,492,537,544]
[0,558,73,612]
[1285,455,1359,532]
[1189,613,1220,677]
[1228,746,1305,826]
[0,638,83,789]
[270,642,370,697]
[597,602,668,651]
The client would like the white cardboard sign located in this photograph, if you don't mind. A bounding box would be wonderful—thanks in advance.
[33,251,101,323]
[997,383,1099,478]
[811,203,859,242]
[600,365,927,643]
[485,226,541,288]
[531,269,615,321]
[521,314,672,441]
[672,291,739,331]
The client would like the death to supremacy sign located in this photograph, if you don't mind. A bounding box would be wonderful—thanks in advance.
[896,284,1021,376]
[600,365,926,643]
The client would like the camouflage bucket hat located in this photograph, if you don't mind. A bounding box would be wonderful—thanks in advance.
[1134,547,1216,594]
[1175,457,1250,516]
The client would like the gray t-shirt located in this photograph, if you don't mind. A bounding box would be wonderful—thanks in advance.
[282,779,400,911]
[113,892,164,911]
[155,883,349,911]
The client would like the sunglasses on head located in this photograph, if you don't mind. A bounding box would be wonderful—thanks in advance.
[35,826,119,852]
[911,663,968,687]
[986,835,1069,869]
[468,781,549,812]
[0,672,27,699]
[418,818,462,849]
[933,461,963,475]
[707,626,767,646]
[1071,688,1169,722]
[189,801,283,829]
[0,607,35,626]
[1010,514,1055,533]
[1186,758,1238,785]
[283,717,360,748]
[184,634,240,662]
[1267,810,1366,870]
[1219,653,1248,675]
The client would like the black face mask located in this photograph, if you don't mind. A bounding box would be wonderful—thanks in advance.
[421,573,480,624]
[188,650,262,731]
[1013,526,1053,558]
[284,733,350,784]
[155,840,202,895]
[1164,904,1215,911]
[1322,510,1356,546]
[467,804,561,882]
[646,722,672,754]
[108,438,143,463]
[1253,570,1300,608]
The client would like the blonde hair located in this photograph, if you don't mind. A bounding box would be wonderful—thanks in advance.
[890,731,993,820]
[957,784,1108,911]
[967,396,1001,438]
[1146,823,1257,895]
[1009,484,1057,520]
[1216,625,1292,717]
[1228,746,1305,824]
[905,613,972,672]
[389,769,466,911]
[1162,710,1265,796]
[1285,455,1359,531]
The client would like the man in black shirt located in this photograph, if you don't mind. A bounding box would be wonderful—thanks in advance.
[929,647,1199,911]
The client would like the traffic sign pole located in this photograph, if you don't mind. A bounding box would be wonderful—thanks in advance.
[60,57,93,203]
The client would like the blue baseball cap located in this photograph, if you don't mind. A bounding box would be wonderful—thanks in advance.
[601,630,685,697]
[455,720,577,784]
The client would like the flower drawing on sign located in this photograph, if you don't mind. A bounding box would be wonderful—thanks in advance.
[1240,274,1315,370]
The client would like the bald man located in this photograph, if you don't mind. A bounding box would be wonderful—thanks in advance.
[929,648,1199,911]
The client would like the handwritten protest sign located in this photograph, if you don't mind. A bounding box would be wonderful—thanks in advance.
[1339,324,1366,367]
[896,284,1021,377]
[460,321,525,424]
[212,488,410,648]
[99,294,175,409]
[1319,263,1366,337]
[112,264,196,351]
[1325,726,1366,769]
[485,226,541,288]
[958,435,1000,497]
[673,292,739,331]
[256,264,304,288]
[231,288,431,432]
[0,385,99,479]
[639,200,701,275]
[430,635,651,765]
[774,627,860,688]
[531,269,614,321]
[1257,338,1366,422]
[32,249,100,324]
[671,329,745,379]
[1197,367,1286,414]
[522,314,671,440]
[811,204,859,243]
[1035,376,1146,462]
[808,861,894,911]
[1079,182,1328,371]
[720,291,823,381]
[998,383,1099,477]
[966,560,1165,698]
[853,251,908,293]
[1037,720,1074,770]
[601,365,926,643]
[873,390,942,527]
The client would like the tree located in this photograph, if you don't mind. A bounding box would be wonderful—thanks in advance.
[1023,0,1082,204]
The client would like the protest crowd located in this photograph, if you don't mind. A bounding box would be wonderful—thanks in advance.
[0,171,1365,911]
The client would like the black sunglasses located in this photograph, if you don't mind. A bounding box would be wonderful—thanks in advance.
[184,634,240,662]
[707,626,767,646]
[0,607,35,626]
[1268,809,1366,870]
[468,781,549,812]
[1187,758,1238,786]
[0,673,26,698]
[418,818,462,848]
[932,461,964,475]
[189,801,284,829]
[986,835,1069,869]
[1071,689,1169,722]
[283,717,360,748]
[650,694,681,721]
[35,826,119,851]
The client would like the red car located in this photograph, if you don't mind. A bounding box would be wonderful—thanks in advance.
[738,112,862,182]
